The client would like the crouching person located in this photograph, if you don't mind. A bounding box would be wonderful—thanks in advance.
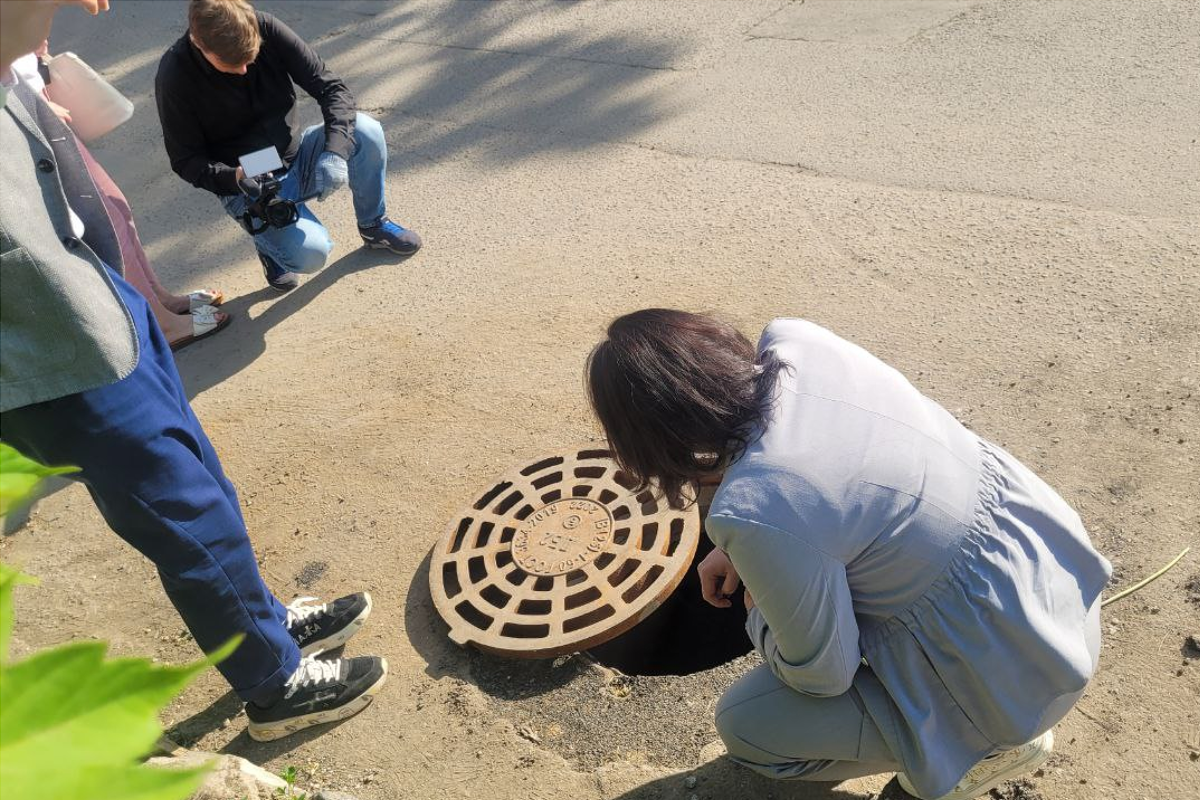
[155,0,421,292]
[586,310,1110,800]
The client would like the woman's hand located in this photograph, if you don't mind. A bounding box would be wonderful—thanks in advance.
[62,0,108,11]
[698,548,741,608]
[46,99,70,123]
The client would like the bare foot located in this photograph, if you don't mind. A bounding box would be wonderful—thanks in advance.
[159,311,195,344]
[160,289,225,315]
[166,308,230,349]
[161,295,191,315]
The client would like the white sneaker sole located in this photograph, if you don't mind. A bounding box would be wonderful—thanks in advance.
[897,729,1053,800]
[299,592,373,656]
[247,658,388,742]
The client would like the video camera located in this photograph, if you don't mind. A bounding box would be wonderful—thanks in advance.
[238,175,307,235]
[236,146,316,236]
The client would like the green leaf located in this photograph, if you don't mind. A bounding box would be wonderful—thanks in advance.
[0,563,38,663]
[0,636,241,800]
[30,761,209,800]
[0,443,78,517]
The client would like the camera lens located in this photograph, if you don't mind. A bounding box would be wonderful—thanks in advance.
[266,198,297,228]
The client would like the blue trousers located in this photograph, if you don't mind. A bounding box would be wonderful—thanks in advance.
[221,112,389,274]
[0,270,300,703]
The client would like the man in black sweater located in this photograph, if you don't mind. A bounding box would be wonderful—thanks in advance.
[156,0,420,292]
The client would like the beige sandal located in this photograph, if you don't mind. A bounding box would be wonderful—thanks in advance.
[187,288,225,312]
[170,305,231,351]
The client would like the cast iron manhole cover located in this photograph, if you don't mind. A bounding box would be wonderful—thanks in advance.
[430,448,701,658]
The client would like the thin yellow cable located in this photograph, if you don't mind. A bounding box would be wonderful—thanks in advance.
[1101,546,1191,608]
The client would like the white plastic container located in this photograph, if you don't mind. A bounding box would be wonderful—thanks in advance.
[45,52,134,142]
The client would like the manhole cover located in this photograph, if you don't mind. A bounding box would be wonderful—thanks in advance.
[431,448,701,658]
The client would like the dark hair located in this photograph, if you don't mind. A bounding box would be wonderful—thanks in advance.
[586,309,787,506]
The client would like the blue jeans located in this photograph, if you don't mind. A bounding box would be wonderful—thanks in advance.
[0,269,300,703]
[221,112,388,274]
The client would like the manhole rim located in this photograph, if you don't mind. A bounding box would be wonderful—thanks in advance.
[430,447,701,659]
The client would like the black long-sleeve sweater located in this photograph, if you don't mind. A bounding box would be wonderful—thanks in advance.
[155,11,356,196]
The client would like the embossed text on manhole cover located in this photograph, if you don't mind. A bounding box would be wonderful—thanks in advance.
[429,448,701,658]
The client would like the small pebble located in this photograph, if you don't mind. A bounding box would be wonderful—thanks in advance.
[685,775,698,789]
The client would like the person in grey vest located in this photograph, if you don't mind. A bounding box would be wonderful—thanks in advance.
[586,309,1110,800]
[1,0,386,742]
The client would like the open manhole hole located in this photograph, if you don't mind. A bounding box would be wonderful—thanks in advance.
[430,448,752,675]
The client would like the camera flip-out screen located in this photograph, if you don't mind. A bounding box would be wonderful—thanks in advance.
[238,146,284,178]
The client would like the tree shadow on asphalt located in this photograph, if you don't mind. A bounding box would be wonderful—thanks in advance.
[54,0,689,311]
[300,0,689,164]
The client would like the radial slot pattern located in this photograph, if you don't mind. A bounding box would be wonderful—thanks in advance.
[430,448,701,658]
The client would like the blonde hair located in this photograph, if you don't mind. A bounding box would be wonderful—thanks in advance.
[189,0,261,65]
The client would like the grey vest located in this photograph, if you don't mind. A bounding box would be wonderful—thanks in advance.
[0,80,137,413]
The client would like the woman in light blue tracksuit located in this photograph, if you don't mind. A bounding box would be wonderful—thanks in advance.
[586,310,1109,800]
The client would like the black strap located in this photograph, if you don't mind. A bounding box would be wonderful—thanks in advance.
[240,209,269,236]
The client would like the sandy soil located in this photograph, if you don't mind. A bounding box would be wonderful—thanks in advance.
[3,2,1197,799]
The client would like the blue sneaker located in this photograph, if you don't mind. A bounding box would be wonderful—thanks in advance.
[259,251,298,293]
[359,217,422,256]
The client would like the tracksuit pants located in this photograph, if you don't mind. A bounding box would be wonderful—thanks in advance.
[0,268,299,702]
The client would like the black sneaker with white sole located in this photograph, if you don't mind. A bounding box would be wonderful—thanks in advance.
[246,655,388,742]
[286,593,372,655]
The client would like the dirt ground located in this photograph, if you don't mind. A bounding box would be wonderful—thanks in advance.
[3,2,1197,799]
